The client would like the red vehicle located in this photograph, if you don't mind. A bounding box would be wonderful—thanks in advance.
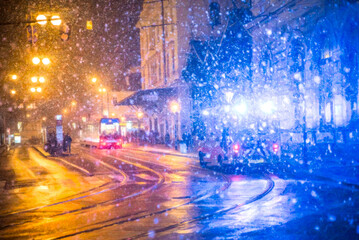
[198,130,281,170]
[198,136,225,167]
[81,118,123,149]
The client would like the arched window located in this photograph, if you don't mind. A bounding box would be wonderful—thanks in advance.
[209,2,221,27]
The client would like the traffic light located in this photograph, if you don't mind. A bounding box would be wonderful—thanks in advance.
[60,23,71,41]
[26,25,38,44]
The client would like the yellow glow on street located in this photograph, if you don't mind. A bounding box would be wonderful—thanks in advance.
[36,87,42,93]
[30,87,36,92]
[39,77,45,83]
[71,101,76,106]
[11,90,16,95]
[36,15,47,25]
[31,77,38,83]
[11,75,17,80]
[32,57,41,65]
[91,77,97,83]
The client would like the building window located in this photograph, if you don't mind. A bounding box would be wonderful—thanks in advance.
[209,2,221,27]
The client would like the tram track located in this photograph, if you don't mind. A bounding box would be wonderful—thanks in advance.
[51,172,270,240]
[49,148,232,239]
[1,146,232,239]
[128,176,275,239]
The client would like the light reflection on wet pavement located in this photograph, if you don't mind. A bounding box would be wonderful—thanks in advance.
[0,145,358,239]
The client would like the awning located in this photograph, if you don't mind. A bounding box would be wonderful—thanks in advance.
[114,87,178,108]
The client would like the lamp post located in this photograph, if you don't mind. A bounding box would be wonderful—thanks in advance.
[99,87,109,117]
[136,111,144,130]
[169,100,181,146]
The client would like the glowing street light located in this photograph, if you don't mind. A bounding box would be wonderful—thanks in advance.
[170,100,180,113]
[261,100,275,114]
[10,90,16,95]
[42,58,50,65]
[234,102,247,115]
[32,57,41,65]
[71,101,76,106]
[50,15,61,26]
[42,117,47,121]
[11,75,17,80]
[36,15,47,25]
[39,76,45,83]
[31,77,38,83]
[91,77,97,83]
[99,87,106,92]
[63,109,68,114]
[136,111,144,119]
[30,87,36,92]
[36,87,42,93]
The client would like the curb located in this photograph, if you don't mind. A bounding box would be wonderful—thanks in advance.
[32,146,49,158]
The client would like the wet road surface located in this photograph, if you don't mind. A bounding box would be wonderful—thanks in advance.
[0,145,358,239]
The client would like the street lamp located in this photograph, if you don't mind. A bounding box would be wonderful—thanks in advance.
[170,100,180,113]
[36,87,42,93]
[32,57,41,65]
[31,77,38,83]
[39,77,45,83]
[71,101,76,107]
[98,87,109,117]
[11,75,17,80]
[91,77,97,83]
[50,16,61,26]
[169,100,181,144]
[136,111,144,119]
[42,58,50,65]
[10,90,16,95]
[30,87,36,93]
[36,15,47,25]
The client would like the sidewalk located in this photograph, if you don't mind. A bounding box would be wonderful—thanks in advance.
[282,146,359,187]
[0,145,9,156]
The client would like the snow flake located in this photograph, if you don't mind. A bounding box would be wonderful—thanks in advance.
[148,230,155,238]
[328,214,336,222]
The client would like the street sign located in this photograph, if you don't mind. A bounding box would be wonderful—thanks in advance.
[56,126,63,144]
[55,115,63,144]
